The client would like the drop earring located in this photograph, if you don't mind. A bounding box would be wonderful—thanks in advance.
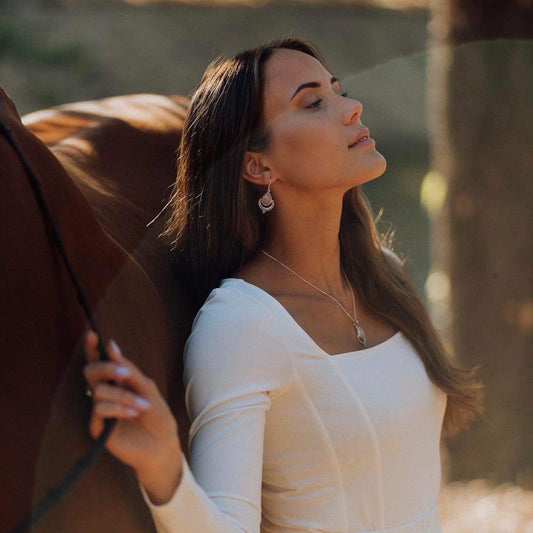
[258,175,275,214]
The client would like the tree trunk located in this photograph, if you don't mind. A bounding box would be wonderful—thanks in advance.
[426,0,533,487]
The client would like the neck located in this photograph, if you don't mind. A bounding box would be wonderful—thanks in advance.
[260,192,348,296]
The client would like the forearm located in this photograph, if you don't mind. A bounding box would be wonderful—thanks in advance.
[138,451,255,533]
[136,442,183,505]
[137,457,184,506]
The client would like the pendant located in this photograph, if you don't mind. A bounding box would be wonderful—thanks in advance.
[353,321,367,347]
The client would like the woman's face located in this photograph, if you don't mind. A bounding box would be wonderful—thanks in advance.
[256,48,386,195]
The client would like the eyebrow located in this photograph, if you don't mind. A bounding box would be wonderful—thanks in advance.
[290,76,339,101]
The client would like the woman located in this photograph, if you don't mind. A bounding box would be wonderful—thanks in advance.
[84,37,484,532]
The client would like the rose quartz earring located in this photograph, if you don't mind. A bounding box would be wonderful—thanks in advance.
[258,175,275,214]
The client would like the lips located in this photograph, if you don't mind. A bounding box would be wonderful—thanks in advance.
[348,127,370,148]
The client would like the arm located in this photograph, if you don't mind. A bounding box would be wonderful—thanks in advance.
[139,289,288,533]
[139,390,268,533]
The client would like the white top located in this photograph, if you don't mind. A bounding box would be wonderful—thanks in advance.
[140,277,447,533]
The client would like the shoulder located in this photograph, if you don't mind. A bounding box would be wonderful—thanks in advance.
[186,281,276,347]
[380,246,414,291]
[183,282,293,398]
[380,246,405,269]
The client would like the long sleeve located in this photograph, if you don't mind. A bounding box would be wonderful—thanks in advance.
[138,286,293,533]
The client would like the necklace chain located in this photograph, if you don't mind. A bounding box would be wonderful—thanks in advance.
[259,249,367,347]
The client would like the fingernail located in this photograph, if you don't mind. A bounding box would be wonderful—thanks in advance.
[134,396,151,409]
[110,340,122,357]
[125,407,138,416]
[115,365,130,377]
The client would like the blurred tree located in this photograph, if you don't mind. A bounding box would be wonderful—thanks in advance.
[426,0,533,487]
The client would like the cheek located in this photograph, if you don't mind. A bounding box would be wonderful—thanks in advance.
[274,117,339,162]
[271,131,345,188]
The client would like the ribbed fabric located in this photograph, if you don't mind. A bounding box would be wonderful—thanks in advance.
[139,277,447,532]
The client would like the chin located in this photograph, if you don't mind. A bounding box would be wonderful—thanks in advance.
[376,153,387,174]
[367,152,387,177]
[358,156,387,185]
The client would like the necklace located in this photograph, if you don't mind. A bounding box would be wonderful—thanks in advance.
[259,249,367,348]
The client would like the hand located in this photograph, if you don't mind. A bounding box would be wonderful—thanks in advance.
[83,330,183,504]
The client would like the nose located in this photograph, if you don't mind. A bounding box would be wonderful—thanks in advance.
[345,99,362,125]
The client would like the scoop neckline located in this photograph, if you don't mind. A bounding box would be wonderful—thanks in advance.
[221,277,403,358]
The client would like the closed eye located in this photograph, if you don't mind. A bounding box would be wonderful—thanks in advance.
[306,91,349,109]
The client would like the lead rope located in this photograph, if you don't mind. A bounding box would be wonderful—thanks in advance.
[0,120,117,533]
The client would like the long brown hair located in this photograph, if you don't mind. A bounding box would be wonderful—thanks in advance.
[161,36,484,437]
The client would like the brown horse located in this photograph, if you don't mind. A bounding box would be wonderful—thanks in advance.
[1,87,196,532]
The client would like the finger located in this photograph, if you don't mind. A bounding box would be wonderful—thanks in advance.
[108,339,125,362]
[103,340,158,400]
[84,353,157,401]
[84,361,132,391]
[95,401,139,419]
[89,402,138,439]
[93,382,152,412]
[84,330,100,363]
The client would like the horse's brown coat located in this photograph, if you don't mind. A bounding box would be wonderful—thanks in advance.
[1,88,196,532]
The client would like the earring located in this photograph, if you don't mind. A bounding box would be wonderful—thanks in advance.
[258,175,275,214]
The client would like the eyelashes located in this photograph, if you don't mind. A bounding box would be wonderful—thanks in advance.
[307,91,349,109]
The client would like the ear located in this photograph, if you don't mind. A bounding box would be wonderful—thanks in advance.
[242,151,271,186]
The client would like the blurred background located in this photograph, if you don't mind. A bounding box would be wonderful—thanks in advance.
[1,0,531,531]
